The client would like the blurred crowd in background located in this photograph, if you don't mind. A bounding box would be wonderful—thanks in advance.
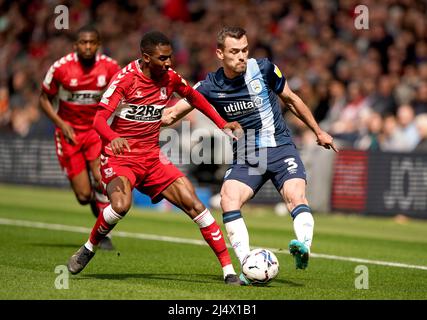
[1,0,427,153]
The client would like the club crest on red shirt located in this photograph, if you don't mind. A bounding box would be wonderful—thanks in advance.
[160,87,167,100]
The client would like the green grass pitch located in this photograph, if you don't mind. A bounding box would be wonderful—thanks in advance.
[0,183,426,300]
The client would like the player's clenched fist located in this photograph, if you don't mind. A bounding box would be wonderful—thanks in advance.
[110,137,131,155]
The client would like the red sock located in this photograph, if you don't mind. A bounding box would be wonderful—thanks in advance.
[94,186,110,217]
[200,221,232,267]
[89,211,116,245]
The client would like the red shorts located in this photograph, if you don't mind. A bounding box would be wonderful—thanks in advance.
[100,150,184,203]
[55,128,102,179]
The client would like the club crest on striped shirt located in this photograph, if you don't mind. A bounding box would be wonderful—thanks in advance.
[249,79,262,94]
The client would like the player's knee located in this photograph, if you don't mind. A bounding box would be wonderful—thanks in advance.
[76,191,92,205]
[220,190,240,209]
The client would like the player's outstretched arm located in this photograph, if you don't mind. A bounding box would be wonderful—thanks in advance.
[161,99,194,127]
[279,82,338,152]
[161,98,242,139]
[39,91,77,144]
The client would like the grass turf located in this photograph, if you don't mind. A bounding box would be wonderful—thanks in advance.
[0,183,426,300]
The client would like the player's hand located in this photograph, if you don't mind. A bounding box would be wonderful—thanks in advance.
[110,137,131,155]
[160,108,176,126]
[223,121,243,141]
[316,130,338,152]
[60,122,77,145]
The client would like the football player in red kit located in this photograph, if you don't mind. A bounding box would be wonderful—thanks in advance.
[40,25,121,250]
[67,31,243,285]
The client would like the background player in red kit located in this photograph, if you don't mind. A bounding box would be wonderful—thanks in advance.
[67,31,243,285]
[39,26,121,250]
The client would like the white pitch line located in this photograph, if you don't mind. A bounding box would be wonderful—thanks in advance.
[1,217,427,271]
[307,253,427,270]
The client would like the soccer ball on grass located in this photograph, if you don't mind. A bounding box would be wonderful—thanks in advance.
[241,248,279,285]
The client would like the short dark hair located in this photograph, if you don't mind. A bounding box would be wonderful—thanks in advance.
[217,26,246,50]
[140,31,171,55]
[76,25,100,41]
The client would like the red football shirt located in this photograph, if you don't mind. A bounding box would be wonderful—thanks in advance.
[42,52,121,131]
[97,59,226,156]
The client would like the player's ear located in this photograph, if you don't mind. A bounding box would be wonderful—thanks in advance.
[216,48,224,61]
[142,52,151,64]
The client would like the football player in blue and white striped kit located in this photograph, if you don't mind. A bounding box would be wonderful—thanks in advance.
[162,26,337,284]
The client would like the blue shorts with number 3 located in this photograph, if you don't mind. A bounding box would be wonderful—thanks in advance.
[223,143,306,194]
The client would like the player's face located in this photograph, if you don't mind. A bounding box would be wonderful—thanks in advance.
[144,45,173,78]
[216,35,249,78]
[74,32,100,61]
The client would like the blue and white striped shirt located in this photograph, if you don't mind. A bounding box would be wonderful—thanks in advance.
[196,58,293,155]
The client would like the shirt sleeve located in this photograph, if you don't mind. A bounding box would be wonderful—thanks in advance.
[41,62,61,96]
[93,108,120,142]
[94,70,130,141]
[98,70,128,113]
[261,58,286,94]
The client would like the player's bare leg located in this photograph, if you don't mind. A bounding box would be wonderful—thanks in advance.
[69,166,104,219]
[161,176,241,285]
[88,158,110,215]
[220,179,253,285]
[70,169,93,207]
[88,158,114,250]
[280,178,314,270]
[68,176,131,274]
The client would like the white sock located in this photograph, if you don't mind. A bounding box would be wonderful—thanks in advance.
[103,205,122,239]
[223,211,250,265]
[103,205,123,225]
[84,240,95,252]
[192,208,215,228]
[293,211,314,250]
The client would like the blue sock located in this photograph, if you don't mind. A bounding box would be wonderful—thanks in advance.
[290,204,312,220]
[223,210,242,224]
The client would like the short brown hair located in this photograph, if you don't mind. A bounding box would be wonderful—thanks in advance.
[217,26,246,50]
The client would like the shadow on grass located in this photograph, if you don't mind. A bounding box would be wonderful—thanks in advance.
[76,273,303,287]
